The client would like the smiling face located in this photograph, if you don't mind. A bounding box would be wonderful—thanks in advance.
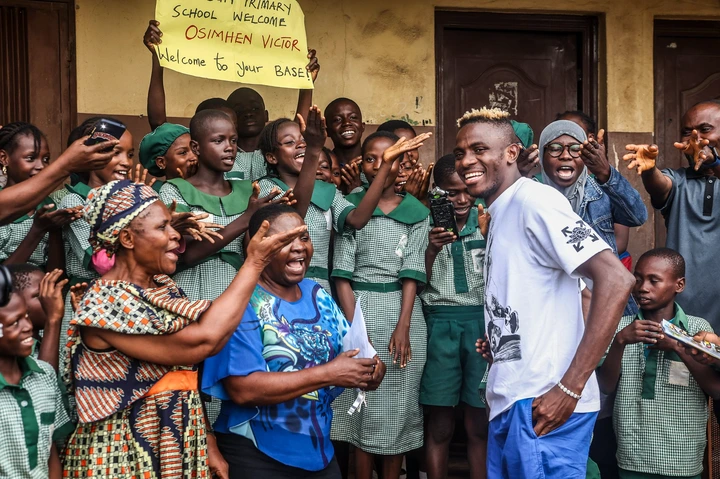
[159,133,197,180]
[0,294,34,359]
[266,121,306,177]
[327,149,342,187]
[229,89,267,139]
[362,136,401,190]
[316,154,333,183]
[90,130,134,187]
[261,213,313,286]
[437,171,475,225]
[633,255,684,312]
[541,134,584,187]
[327,100,365,149]
[681,103,720,163]
[0,133,50,187]
[120,201,182,276]
[192,117,238,173]
[394,159,415,194]
[454,122,520,203]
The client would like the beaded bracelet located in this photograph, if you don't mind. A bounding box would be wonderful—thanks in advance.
[558,382,581,400]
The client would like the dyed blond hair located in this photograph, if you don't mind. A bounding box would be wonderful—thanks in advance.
[456,107,511,128]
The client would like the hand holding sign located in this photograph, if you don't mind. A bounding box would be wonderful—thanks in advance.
[155,0,312,89]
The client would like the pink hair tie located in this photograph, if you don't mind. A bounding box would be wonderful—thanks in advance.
[91,249,116,275]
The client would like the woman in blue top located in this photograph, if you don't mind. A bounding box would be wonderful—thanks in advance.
[202,204,386,479]
[538,119,647,315]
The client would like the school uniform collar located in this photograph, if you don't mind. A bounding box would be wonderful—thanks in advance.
[269,177,336,211]
[64,181,92,199]
[167,177,252,216]
[637,302,686,399]
[346,188,430,224]
[0,187,55,224]
[636,302,688,330]
[0,356,45,391]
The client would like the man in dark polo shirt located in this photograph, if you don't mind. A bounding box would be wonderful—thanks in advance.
[625,100,720,329]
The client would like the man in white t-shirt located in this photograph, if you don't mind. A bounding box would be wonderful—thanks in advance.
[453,107,634,479]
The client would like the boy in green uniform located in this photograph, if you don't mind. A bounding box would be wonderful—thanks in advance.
[420,153,488,479]
[0,292,73,478]
[597,248,720,479]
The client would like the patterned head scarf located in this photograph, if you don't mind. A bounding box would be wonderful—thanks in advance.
[538,120,588,214]
[84,179,160,256]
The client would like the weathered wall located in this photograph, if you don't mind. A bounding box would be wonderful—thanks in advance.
[75,0,720,132]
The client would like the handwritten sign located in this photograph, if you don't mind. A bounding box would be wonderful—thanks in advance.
[154,0,313,89]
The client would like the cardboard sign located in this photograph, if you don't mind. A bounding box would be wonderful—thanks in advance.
[154,0,313,89]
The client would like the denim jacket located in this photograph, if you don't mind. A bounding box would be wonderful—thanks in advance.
[575,166,647,253]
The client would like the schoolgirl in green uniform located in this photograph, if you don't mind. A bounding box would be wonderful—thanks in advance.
[331,130,430,479]
[257,108,430,291]
[138,122,198,192]
[0,123,81,270]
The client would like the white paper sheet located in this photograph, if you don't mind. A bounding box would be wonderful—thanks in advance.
[342,297,377,359]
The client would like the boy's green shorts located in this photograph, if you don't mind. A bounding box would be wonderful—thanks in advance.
[420,305,487,408]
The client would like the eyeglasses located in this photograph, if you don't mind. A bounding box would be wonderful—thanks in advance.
[546,143,582,158]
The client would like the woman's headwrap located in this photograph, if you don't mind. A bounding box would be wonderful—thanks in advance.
[84,180,160,262]
[538,120,588,214]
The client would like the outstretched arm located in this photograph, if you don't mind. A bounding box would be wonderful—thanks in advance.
[295,49,319,126]
[144,20,167,130]
[623,144,673,208]
[291,106,326,218]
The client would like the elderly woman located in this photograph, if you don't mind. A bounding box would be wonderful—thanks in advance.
[202,204,386,479]
[538,120,647,314]
[62,180,306,478]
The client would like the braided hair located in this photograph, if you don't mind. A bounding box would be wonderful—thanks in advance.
[0,122,45,158]
[258,118,295,177]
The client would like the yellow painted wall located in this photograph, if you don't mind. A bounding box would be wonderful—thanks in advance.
[75,0,720,132]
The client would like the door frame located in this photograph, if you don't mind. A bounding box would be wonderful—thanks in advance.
[1,0,76,144]
[653,19,720,248]
[434,10,599,158]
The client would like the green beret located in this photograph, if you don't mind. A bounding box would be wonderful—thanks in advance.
[138,123,190,177]
[510,120,534,149]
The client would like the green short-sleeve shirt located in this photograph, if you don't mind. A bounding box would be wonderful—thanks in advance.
[613,304,711,477]
[0,193,55,267]
[420,212,486,307]
[0,357,73,478]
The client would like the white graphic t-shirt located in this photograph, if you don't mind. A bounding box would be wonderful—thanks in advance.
[484,178,610,421]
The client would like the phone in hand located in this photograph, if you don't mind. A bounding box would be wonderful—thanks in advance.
[84,119,126,151]
[428,187,458,236]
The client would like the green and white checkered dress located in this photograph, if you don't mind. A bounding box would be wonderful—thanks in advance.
[58,183,98,371]
[159,178,253,301]
[0,195,55,267]
[0,356,74,479]
[613,304,711,477]
[330,190,430,455]
[258,178,355,292]
[231,149,267,181]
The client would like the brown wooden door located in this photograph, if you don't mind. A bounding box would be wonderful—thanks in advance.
[0,0,75,159]
[435,11,598,157]
[654,20,720,248]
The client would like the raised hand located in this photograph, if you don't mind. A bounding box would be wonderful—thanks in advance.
[580,129,611,183]
[478,204,491,237]
[623,144,659,175]
[340,157,363,195]
[306,49,320,83]
[247,184,296,217]
[70,282,89,312]
[297,105,327,150]
[33,204,83,232]
[674,129,711,171]
[168,201,224,244]
[389,325,411,368]
[38,269,68,322]
[382,133,432,164]
[517,144,539,177]
[245,220,308,269]
[143,20,163,54]
[403,164,426,199]
[130,164,156,188]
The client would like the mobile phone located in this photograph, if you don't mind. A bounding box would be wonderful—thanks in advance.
[428,187,459,235]
[84,119,126,150]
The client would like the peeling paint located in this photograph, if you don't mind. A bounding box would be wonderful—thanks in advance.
[489,82,518,115]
